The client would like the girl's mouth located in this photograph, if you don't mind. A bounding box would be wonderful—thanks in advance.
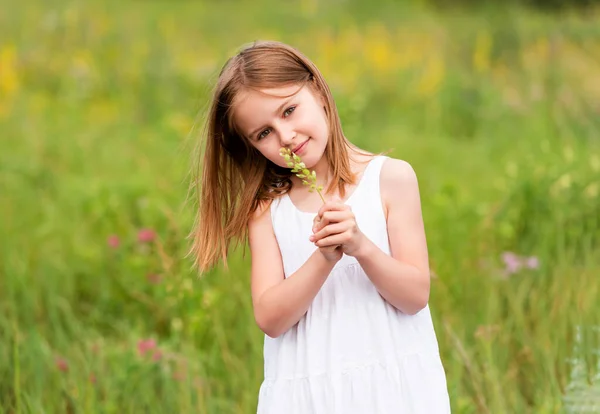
[293,139,309,154]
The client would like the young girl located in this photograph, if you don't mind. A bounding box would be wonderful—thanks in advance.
[191,41,450,413]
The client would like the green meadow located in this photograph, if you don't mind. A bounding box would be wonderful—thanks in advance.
[1,0,599,412]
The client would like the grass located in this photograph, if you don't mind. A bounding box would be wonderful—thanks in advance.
[1,0,600,412]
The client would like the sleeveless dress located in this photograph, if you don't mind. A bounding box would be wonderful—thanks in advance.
[257,156,451,413]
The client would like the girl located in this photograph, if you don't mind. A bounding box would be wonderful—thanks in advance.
[191,41,451,413]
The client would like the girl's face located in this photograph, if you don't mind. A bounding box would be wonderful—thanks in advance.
[233,83,329,169]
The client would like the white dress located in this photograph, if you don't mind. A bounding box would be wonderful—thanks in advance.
[257,156,451,414]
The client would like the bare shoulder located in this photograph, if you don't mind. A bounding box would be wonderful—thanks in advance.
[249,199,272,222]
[381,157,419,186]
[380,158,421,217]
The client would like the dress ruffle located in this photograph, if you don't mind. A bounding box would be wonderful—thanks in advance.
[258,351,450,414]
[258,265,450,414]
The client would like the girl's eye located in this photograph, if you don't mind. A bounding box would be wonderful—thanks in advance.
[284,106,296,117]
[258,128,271,140]
[256,106,296,140]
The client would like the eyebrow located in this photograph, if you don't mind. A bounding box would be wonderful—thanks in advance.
[248,97,295,139]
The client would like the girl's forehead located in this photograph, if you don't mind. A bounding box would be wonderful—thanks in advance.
[237,83,305,105]
[233,84,309,128]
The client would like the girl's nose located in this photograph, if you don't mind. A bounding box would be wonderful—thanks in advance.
[279,125,297,146]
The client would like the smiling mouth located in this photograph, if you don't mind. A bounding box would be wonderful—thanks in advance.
[292,140,308,153]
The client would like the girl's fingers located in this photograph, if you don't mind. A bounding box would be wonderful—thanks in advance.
[312,211,351,233]
[313,215,320,231]
[314,232,349,248]
[317,200,348,219]
[311,222,347,242]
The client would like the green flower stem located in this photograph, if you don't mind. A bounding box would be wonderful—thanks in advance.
[279,148,326,204]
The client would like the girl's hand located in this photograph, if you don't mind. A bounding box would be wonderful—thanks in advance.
[316,241,343,263]
[309,197,367,258]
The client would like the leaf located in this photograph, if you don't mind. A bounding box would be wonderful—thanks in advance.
[297,174,306,178]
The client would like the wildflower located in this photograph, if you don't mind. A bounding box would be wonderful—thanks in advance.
[501,251,521,275]
[152,350,163,362]
[137,338,157,356]
[279,147,325,203]
[89,373,97,384]
[55,357,69,372]
[525,256,539,269]
[107,235,120,249]
[137,228,156,243]
[500,252,540,277]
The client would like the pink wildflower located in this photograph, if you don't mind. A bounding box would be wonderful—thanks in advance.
[107,235,120,249]
[501,251,522,275]
[55,357,69,372]
[152,350,163,362]
[137,229,156,243]
[137,338,157,356]
[525,256,540,269]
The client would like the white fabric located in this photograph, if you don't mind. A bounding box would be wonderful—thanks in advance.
[258,156,451,413]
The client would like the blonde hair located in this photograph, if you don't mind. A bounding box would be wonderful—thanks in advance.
[189,40,368,273]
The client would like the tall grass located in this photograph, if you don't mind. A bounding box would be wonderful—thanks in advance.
[1,0,599,412]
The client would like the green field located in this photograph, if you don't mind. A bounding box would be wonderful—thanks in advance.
[2,1,600,412]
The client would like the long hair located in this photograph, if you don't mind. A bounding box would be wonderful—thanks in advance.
[189,40,368,273]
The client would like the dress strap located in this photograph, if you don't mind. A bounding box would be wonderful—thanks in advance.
[363,155,388,191]
[351,155,388,210]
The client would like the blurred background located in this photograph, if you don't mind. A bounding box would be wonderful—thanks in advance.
[1,0,600,412]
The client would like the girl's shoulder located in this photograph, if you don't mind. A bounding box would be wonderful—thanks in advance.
[380,157,418,186]
[349,151,420,203]
[351,148,415,182]
[379,157,422,216]
[249,198,274,224]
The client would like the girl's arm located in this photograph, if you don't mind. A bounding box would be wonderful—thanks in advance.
[248,202,338,338]
[353,159,431,315]
[309,158,431,315]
